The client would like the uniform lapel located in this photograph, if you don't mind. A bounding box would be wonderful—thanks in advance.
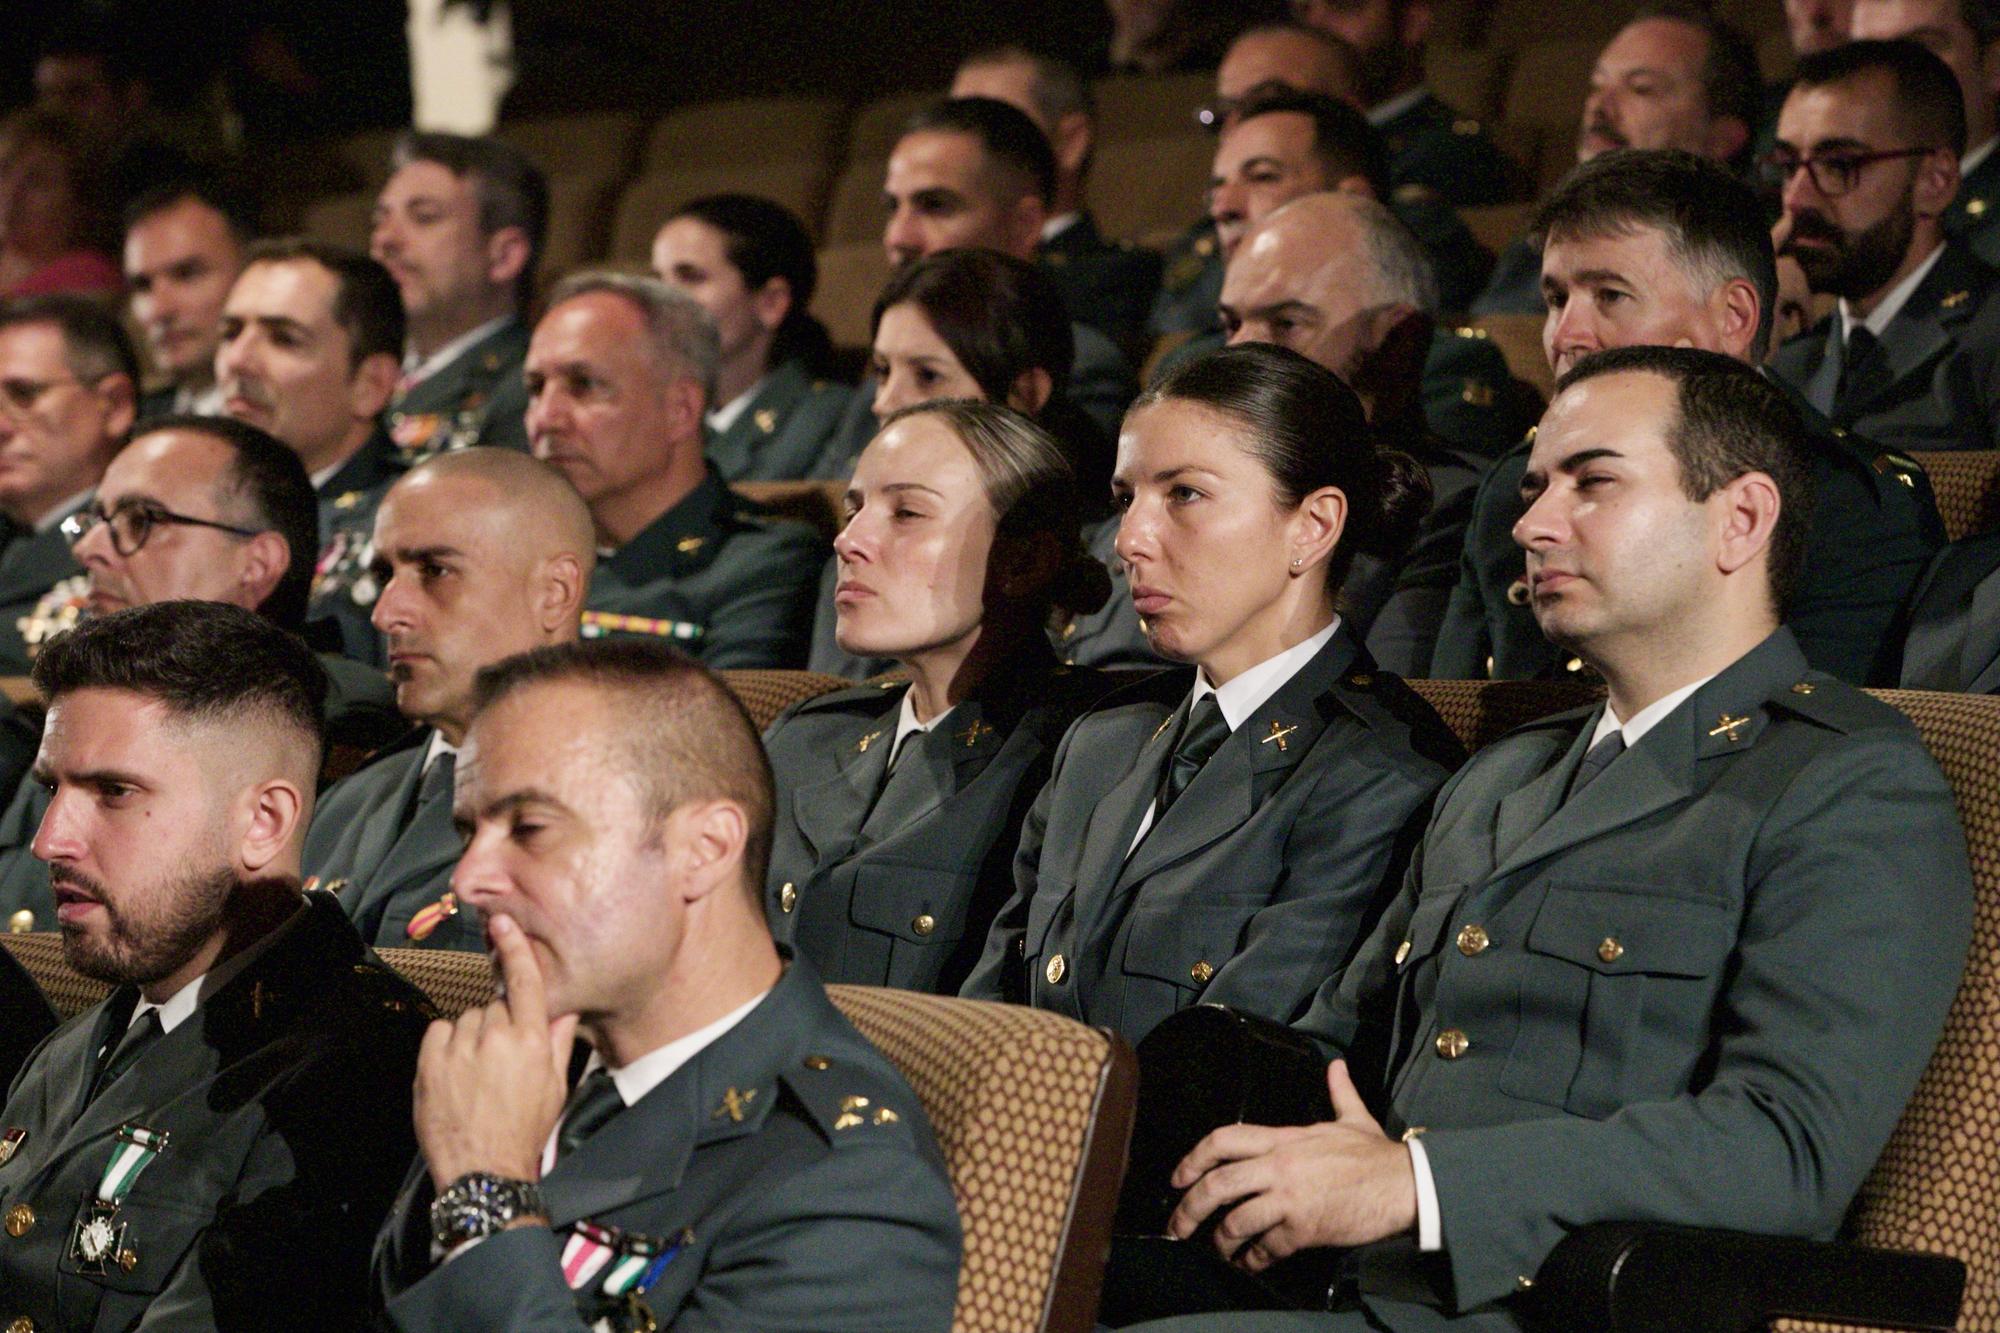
[794,700,897,861]
[859,710,960,844]
[1489,711,1600,868]
[367,759,461,898]
[0,524,80,605]
[346,746,429,884]
[1842,244,1980,420]
[1064,697,1184,941]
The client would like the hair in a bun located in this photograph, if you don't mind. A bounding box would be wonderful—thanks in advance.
[1130,342,1434,593]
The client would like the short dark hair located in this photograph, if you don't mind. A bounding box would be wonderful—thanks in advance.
[33,600,328,758]
[1233,86,1391,198]
[1133,342,1431,596]
[1553,345,1815,615]
[390,131,550,306]
[240,238,406,368]
[122,173,255,246]
[1633,3,1761,135]
[1791,38,1968,158]
[0,294,141,394]
[669,193,830,370]
[471,641,774,891]
[904,97,1059,206]
[1960,0,2000,49]
[1533,148,1778,360]
[130,414,318,632]
[873,247,1075,396]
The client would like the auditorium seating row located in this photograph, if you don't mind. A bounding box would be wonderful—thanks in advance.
[5,669,1997,1332]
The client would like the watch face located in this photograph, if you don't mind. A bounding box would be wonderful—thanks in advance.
[430,1172,544,1249]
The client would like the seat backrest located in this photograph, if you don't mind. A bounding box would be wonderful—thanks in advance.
[301,191,376,252]
[1459,202,1536,258]
[731,479,848,544]
[1425,44,1507,123]
[821,157,890,247]
[825,985,1137,1333]
[538,172,620,288]
[845,90,937,164]
[608,162,833,264]
[1405,678,1602,752]
[1090,71,1212,143]
[718,668,856,730]
[0,931,107,1018]
[1086,134,1215,243]
[1910,450,2000,543]
[1464,313,1556,398]
[810,241,894,351]
[642,95,847,173]
[495,111,645,181]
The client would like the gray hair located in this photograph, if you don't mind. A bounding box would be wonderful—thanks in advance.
[545,269,720,406]
[1341,194,1439,315]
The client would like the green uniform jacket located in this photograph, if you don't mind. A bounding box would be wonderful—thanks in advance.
[1056,514,1158,670]
[585,468,825,669]
[386,317,530,463]
[1040,210,1166,361]
[706,359,854,482]
[1430,389,1944,685]
[963,628,1462,1049]
[372,953,961,1333]
[1766,240,2000,452]
[309,427,407,665]
[763,652,1113,994]
[1290,629,1971,1328]
[1898,526,2000,692]
[1376,92,1514,209]
[1468,235,1542,317]
[1948,147,2000,267]
[302,727,482,952]
[0,891,431,1332]
[0,521,83,675]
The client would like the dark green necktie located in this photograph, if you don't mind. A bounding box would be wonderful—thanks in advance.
[554,1067,623,1160]
[1566,731,1625,802]
[89,1009,163,1104]
[1156,695,1230,818]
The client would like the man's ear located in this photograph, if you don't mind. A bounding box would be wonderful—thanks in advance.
[1051,111,1093,181]
[239,531,291,610]
[751,274,794,336]
[237,777,307,875]
[1005,366,1053,416]
[1008,192,1049,258]
[349,351,401,419]
[1714,276,1762,362]
[484,225,533,292]
[535,551,587,635]
[1713,469,1782,579]
[674,799,749,903]
[1913,145,1962,222]
[1703,115,1749,167]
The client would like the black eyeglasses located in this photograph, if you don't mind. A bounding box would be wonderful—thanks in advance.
[1758,146,1934,197]
[62,500,262,557]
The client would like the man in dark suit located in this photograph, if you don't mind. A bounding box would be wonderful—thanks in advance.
[0,297,135,673]
[527,271,825,668]
[0,600,431,1331]
[371,639,960,1330]
[217,238,409,662]
[1118,347,1972,1332]
[953,45,1164,361]
[1852,0,2000,263]
[371,132,544,463]
[1433,149,1944,687]
[303,447,592,951]
[1767,39,2000,451]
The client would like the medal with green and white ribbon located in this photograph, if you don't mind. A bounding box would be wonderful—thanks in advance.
[72,1124,168,1270]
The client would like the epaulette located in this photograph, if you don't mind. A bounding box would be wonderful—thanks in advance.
[1766,674,1909,736]
[1336,669,1469,766]
[779,1050,922,1149]
[1871,450,1923,489]
[789,682,906,716]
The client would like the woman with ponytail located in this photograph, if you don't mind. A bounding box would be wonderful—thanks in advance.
[762,399,1115,994]
[963,342,1464,1047]
[652,193,852,480]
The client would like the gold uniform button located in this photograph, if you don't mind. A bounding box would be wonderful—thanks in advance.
[912,914,935,936]
[1394,939,1412,966]
[1516,1275,1536,1292]
[779,882,796,914]
[1435,1028,1470,1060]
[1792,682,1815,695]
[6,910,29,933]
[3,1204,32,1237]
[1190,959,1215,984]
[1045,953,1067,985]
[1456,924,1489,956]
[1599,937,1624,963]
[803,1055,830,1070]
[8,1317,33,1333]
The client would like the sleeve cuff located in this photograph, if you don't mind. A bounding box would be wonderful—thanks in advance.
[1407,1137,1443,1252]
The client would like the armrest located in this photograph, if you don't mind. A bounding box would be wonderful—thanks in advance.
[1518,1222,1964,1333]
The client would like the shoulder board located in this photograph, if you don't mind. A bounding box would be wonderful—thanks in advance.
[1089,666,1192,712]
[789,682,904,715]
[1767,676,1911,736]
[1335,670,1469,763]
[779,1051,924,1149]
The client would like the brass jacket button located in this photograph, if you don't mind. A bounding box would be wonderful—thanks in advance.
[5,911,29,933]
[1435,1028,1470,1060]
[912,914,935,936]
[779,882,796,914]
[1190,959,1215,984]
[8,1316,35,1333]
[3,1204,32,1237]
[1456,924,1489,956]
[1045,953,1066,984]
[1599,937,1624,963]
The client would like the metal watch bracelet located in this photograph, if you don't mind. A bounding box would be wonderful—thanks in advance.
[430,1171,546,1250]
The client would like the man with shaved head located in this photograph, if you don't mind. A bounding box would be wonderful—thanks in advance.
[301,447,593,950]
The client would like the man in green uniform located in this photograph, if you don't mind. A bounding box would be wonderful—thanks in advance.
[123,178,248,424]
[1115,347,1971,1332]
[304,448,591,952]
[528,272,824,668]
[216,238,408,663]
[1289,0,1513,205]
[371,132,545,463]
[952,44,1164,359]
[370,640,961,1331]
[1433,149,1943,686]
[1472,5,1762,316]
[0,601,431,1332]
[1767,39,2000,452]
[0,297,134,674]
[1852,0,2000,263]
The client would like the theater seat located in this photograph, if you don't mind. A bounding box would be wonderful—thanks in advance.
[1091,70,1212,143]
[731,480,849,544]
[1463,313,1555,397]
[301,191,376,251]
[821,157,890,247]
[846,90,937,165]
[1087,134,1216,242]
[717,667,854,729]
[1910,449,2000,543]
[1460,202,1537,258]
[495,111,645,181]
[810,241,894,352]
[642,95,847,173]
[607,162,834,265]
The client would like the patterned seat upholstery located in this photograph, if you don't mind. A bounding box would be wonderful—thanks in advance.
[718,667,853,730]
[1406,677,1603,753]
[1912,449,2000,542]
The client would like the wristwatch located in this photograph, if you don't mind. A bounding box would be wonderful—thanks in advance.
[430,1171,546,1249]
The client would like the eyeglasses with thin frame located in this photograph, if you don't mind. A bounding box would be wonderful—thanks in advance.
[1758,146,1934,197]
[61,500,262,557]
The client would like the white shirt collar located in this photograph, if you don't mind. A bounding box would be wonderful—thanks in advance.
[423,729,461,777]
[401,314,512,387]
[888,689,954,769]
[128,898,306,1036]
[172,381,226,417]
[1963,135,1998,180]
[1587,673,1716,750]
[705,376,767,435]
[1192,617,1341,731]
[1040,212,1081,243]
[1840,239,1946,341]
[32,489,93,535]
[310,459,346,491]
[1366,85,1430,127]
